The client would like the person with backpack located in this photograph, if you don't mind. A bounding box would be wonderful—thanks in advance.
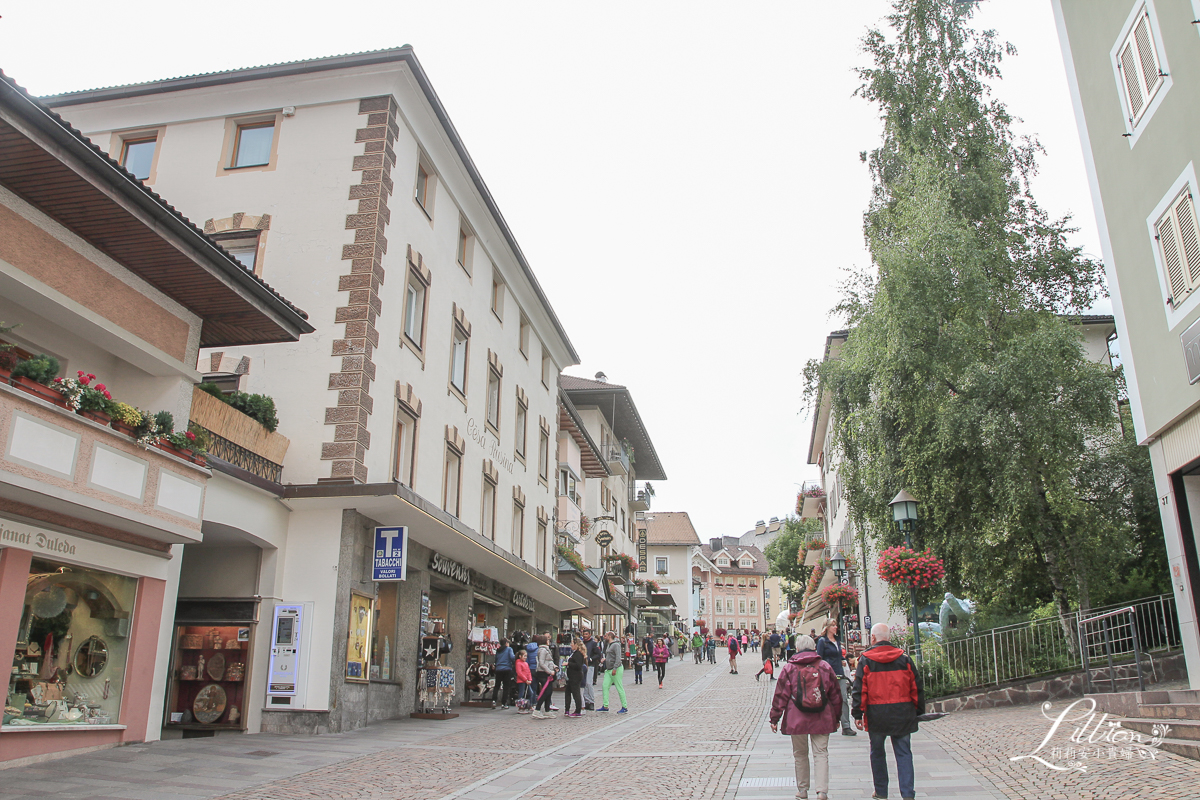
[769,635,841,800]
[817,618,857,736]
[494,638,516,709]
[692,631,704,663]
[727,631,741,674]
[852,623,926,800]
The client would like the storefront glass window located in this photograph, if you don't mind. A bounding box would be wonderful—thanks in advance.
[7,558,138,727]
[371,583,399,681]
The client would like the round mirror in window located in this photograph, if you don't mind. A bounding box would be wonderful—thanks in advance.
[75,636,108,678]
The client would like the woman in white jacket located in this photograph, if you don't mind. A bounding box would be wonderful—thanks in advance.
[533,634,557,719]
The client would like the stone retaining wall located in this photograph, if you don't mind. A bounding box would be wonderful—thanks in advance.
[926,651,1187,713]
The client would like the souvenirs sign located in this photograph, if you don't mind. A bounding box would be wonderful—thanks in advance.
[430,551,472,584]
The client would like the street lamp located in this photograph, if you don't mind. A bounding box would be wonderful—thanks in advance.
[830,550,847,578]
[623,577,637,638]
[889,490,921,661]
[829,549,849,648]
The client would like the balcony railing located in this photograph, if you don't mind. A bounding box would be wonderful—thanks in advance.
[201,428,283,483]
[603,442,630,474]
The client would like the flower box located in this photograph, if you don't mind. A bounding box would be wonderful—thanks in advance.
[79,409,111,425]
[111,420,137,437]
[13,376,66,406]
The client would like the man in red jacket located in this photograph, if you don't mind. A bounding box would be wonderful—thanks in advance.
[851,623,925,800]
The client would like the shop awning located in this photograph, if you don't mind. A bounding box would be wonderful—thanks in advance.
[557,561,629,617]
[283,481,589,612]
[648,592,677,608]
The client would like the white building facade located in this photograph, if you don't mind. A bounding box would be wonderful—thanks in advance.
[45,48,593,735]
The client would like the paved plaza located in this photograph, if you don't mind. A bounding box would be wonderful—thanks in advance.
[2,659,1197,800]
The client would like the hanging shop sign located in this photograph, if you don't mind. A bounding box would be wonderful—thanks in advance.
[372,526,408,581]
[430,551,472,584]
[638,529,647,573]
[510,591,536,613]
[595,531,613,547]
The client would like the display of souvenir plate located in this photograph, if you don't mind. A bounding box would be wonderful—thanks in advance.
[193,683,226,724]
[226,662,244,682]
[206,652,226,681]
[30,586,67,619]
[180,634,203,649]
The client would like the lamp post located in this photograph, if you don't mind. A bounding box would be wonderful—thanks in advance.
[623,578,637,638]
[889,490,922,661]
[830,549,848,642]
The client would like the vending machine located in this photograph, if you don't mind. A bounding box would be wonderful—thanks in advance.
[266,602,314,708]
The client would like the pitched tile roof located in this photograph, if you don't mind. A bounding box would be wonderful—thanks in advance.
[560,374,626,391]
[698,538,768,575]
[643,512,700,546]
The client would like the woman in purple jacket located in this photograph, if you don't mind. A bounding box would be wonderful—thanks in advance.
[769,635,842,800]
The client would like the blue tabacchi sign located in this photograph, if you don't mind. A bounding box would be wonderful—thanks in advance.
[372,526,408,581]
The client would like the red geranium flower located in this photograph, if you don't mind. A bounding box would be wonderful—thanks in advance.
[185,431,196,441]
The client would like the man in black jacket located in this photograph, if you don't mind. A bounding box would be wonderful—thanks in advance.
[581,630,603,710]
[852,623,925,800]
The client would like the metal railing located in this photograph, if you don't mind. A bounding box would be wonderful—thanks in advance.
[1080,606,1146,694]
[603,442,630,472]
[909,594,1178,699]
[200,426,284,483]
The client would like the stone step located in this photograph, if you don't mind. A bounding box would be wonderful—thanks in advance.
[1159,737,1200,761]
[1136,703,1200,721]
[1121,716,1200,741]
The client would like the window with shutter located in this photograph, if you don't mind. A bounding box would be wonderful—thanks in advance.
[1116,9,1164,128]
[1156,188,1200,306]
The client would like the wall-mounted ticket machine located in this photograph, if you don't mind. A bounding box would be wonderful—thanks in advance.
[266,602,313,708]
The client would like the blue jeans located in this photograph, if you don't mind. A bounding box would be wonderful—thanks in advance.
[868,732,914,798]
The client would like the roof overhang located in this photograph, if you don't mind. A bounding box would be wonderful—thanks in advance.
[0,72,313,347]
[807,330,849,465]
[562,384,666,481]
[559,392,609,478]
[281,480,589,613]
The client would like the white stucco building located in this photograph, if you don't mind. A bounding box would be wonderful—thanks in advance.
[43,48,595,735]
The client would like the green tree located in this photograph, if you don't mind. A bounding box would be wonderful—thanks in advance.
[805,0,1166,641]
[763,516,822,606]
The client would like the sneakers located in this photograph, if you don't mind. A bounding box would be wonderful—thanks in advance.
[617,707,628,714]
[550,705,560,711]
[658,683,663,689]
[531,710,546,720]
[598,706,610,712]
[585,703,595,711]
[565,712,582,718]
[842,728,858,736]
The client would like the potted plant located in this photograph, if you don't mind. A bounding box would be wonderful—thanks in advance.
[162,427,208,464]
[820,583,859,606]
[876,546,945,590]
[109,403,143,436]
[0,322,17,383]
[132,410,161,449]
[10,354,62,404]
[54,372,114,423]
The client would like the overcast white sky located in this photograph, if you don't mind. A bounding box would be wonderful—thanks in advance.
[4,1,1104,540]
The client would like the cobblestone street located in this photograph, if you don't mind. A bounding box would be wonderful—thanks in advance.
[2,660,1198,800]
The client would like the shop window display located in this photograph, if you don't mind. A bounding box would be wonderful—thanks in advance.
[5,558,137,727]
[166,624,251,729]
[370,583,399,681]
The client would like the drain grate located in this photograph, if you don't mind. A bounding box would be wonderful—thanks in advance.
[739,777,796,788]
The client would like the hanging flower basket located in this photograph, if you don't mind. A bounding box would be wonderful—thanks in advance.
[820,583,859,606]
[606,552,639,573]
[877,546,945,590]
[806,538,827,551]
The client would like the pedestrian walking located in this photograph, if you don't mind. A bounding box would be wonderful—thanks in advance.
[692,631,704,663]
[817,619,857,737]
[533,634,557,718]
[769,635,841,800]
[728,632,741,674]
[707,635,717,663]
[514,655,533,713]
[581,629,602,710]
[599,631,628,713]
[494,637,516,708]
[633,649,645,683]
[652,637,670,687]
[852,623,925,800]
[564,637,586,717]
